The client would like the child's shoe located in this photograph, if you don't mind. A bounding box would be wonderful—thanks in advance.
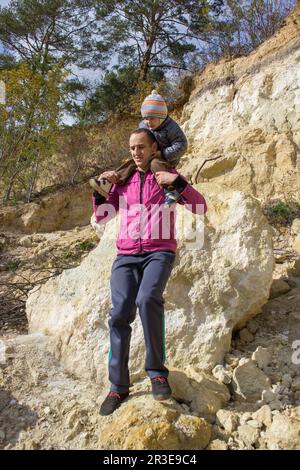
[164,188,182,208]
[89,177,112,198]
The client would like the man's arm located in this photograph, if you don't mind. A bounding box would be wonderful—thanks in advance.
[155,171,207,215]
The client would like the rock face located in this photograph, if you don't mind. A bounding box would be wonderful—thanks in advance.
[26,183,273,385]
[0,184,93,233]
[180,3,300,202]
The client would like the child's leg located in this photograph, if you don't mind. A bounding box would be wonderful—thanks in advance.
[115,159,137,184]
[150,158,181,207]
[150,157,173,178]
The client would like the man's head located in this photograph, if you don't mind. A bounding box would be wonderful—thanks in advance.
[129,129,158,170]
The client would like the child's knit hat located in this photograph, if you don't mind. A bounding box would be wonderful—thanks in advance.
[141,90,168,119]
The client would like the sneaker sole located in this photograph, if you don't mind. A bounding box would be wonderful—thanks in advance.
[89,179,109,197]
[153,393,172,401]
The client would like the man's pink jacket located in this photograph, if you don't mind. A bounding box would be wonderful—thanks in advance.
[92,169,207,254]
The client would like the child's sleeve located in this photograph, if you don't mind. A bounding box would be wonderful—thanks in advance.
[162,121,188,166]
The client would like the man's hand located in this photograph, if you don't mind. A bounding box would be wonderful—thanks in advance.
[155,171,177,187]
[97,171,119,184]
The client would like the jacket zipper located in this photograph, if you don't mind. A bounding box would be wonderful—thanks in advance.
[139,171,145,253]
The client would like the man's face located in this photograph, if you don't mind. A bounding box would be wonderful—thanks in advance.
[129,132,157,170]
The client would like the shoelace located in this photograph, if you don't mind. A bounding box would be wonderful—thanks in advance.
[108,391,121,399]
[153,376,167,384]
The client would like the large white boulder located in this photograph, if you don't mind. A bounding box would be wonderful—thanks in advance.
[26,183,274,388]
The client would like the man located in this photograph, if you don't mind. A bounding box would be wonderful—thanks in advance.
[92,128,207,416]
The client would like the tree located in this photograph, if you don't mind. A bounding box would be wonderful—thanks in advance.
[199,0,296,60]
[0,62,65,203]
[77,65,166,123]
[89,0,225,81]
[0,0,96,74]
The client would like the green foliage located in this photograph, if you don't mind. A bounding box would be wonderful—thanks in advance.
[263,200,300,227]
[0,62,66,203]
[76,241,95,251]
[0,0,95,73]
[201,0,296,59]
[90,0,225,79]
[77,65,166,123]
[5,259,24,272]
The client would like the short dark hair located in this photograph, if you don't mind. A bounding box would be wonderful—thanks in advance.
[130,128,157,145]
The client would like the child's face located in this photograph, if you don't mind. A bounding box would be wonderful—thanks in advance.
[144,117,161,130]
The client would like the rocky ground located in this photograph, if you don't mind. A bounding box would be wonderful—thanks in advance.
[0,221,300,450]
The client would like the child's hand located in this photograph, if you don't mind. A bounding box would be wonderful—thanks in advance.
[97,171,119,184]
[152,150,162,159]
[155,171,177,187]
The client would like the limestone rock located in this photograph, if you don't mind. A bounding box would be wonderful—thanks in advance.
[207,439,228,450]
[232,360,271,401]
[180,4,300,203]
[239,328,254,344]
[98,398,211,450]
[251,346,272,371]
[0,184,92,233]
[26,184,274,384]
[269,279,291,299]
[252,405,272,428]
[293,235,300,253]
[237,424,260,448]
[216,409,239,434]
[288,258,300,277]
[212,365,232,384]
[169,368,230,420]
[246,319,259,334]
[291,219,300,236]
[265,414,300,450]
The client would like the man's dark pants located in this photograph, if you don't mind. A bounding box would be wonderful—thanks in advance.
[108,250,175,393]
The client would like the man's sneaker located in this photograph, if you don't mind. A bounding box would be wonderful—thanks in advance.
[99,391,129,416]
[151,376,172,401]
[164,189,182,208]
[89,177,112,198]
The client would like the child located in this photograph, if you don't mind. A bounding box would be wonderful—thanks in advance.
[90,90,188,206]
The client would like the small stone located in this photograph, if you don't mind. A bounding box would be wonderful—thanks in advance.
[44,406,51,415]
[269,399,282,411]
[239,412,252,425]
[291,377,300,392]
[261,389,276,403]
[247,419,262,429]
[233,361,271,402]
[225,353,239,368]
[19,236,33,248]
[239,328,254,344]
[216,409,239,433]
[246,319,259,334]
[252,405,272,428]
[251,346,272,371]
[212,365,232,384]
[269,279,291,299]
[207,439,228,450]
[0,430,5,441]
[237,424,260,447]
